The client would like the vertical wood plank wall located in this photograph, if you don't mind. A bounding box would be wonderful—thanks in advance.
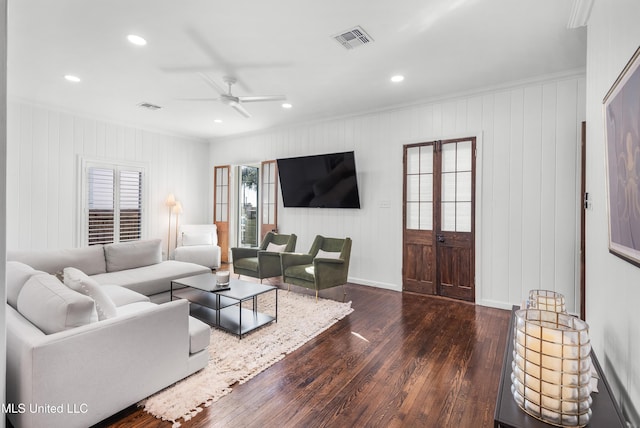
[209,74,586,311]
[6,101,211,258]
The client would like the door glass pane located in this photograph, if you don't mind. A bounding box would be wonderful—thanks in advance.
[420,145,433,174]
[420,174,433,201]
[442,202,456,231]
[221,187,228,206]
[457,202,472,232]
[407,175,420,201]
[420,202,433,230]
[456,171,472,201]
[442,143,456,172]
[457,141,472,171]
[407,202,419,229]
[442,172,456,202]
[270,163,276,182]
[270,204,275,223]
[407,147,420,174]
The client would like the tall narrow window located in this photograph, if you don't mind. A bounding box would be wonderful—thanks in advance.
[238,165,259,248]
[82,160,145,246]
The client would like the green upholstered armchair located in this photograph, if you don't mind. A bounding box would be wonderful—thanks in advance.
[281,235,352,301]
[231,232,297,281]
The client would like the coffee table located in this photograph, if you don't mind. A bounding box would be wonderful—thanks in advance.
[170,273,277,338]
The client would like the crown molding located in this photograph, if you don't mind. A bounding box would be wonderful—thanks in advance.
[567,0,594,28]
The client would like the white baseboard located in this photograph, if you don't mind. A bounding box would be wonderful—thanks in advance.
[475,299,516,310]
[348,276,401,292]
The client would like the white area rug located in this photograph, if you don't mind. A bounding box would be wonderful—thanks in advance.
[140,291,353,427]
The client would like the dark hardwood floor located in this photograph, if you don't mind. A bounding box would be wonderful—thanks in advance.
[100,276,511,428]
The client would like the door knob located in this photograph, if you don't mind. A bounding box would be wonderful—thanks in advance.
[436,234,445,243]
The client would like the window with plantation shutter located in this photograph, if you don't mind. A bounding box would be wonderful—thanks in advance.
[81,160,145,246]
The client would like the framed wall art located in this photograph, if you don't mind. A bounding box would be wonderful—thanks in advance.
[603,45,640,267]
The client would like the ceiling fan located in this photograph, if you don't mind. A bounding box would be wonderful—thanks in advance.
[193,73,287,118]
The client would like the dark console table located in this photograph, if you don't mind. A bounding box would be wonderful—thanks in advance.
[494,306,626,428]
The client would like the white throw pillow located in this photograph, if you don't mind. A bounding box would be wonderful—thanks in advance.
[315,249,341,259]
[64,267,118,320]
[266,242,287,253]
[17,274,95,334]
[182,232,213,246]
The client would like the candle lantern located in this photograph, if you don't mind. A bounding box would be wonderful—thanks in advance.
[529,289,566,313]
[511,308,592,427]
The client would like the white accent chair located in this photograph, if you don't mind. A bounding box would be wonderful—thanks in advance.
[173,224,221,269]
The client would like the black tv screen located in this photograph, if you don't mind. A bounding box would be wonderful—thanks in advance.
[277,151,361,208]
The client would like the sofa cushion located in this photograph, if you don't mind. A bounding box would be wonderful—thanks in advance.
[234,257,259,272]
[182,232,213,246]
[6,261,46,309]
[101,285,150,306]
[91,260,211,296]
[7,245,107,276]
[17,274,95,334]
[189,317,210,354]
[284,264,315,282]
[63,267,117,321]
[104,239,162,272]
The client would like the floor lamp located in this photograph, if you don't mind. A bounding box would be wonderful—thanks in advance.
[165,193,176,259]
[173,201,183,249]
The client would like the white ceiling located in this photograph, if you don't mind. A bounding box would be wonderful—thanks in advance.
[8,0,587,141]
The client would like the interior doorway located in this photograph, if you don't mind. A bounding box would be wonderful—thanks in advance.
[402,137,476,302]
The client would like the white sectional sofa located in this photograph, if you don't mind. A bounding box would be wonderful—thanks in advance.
[5,239,213,427]
[7,238,211,303]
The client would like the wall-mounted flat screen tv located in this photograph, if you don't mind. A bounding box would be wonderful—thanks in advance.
[277,151,361,208]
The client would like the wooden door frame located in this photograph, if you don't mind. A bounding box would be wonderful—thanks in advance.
[437,137,476,301]
[402,137,477,301]
[214,165,231,263]
[260,160,278,241]
[402,141,437,295]
[580,121,586,320]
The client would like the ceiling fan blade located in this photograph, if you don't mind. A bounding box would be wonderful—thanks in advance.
[238,95,287,103]
[197,73,225,95]
[175,97,220,102]
[230,102,251,118]
[161,66,224,73]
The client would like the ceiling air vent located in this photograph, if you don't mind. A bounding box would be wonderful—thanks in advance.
[333,26,374,50]
[137,102,162,111]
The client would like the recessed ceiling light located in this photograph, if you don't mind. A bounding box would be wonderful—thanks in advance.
[64,75,81,83]
[214,119,223,124]
[282,103,292,109]
[391,75,405,83]
[127,34,147,46]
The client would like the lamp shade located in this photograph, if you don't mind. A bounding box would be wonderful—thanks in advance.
[529,290,566,313]
[172,201,183,215]
[511,309,592,427]
[165,193,176,207]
